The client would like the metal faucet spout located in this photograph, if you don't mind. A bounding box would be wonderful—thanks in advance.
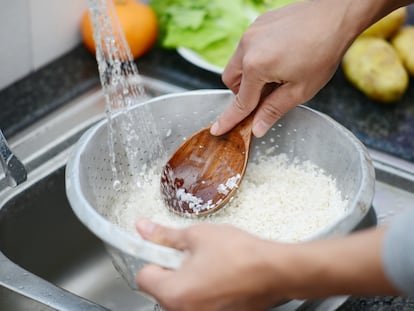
[0,129,27,187]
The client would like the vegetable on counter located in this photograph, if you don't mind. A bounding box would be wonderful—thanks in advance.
[150,0,298,68]
[360,7,407,39]
[81,0,158,60]
[391,26,414,76]
[342,37,409,103]
[342,6,414,103]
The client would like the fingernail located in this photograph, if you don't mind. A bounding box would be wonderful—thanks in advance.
[136,218,156,238]
[252,120,268,138]
[210,121,220,135]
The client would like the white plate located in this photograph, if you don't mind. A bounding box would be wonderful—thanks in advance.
[177,47,224,75]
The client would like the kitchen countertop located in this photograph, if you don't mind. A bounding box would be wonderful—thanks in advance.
[1,12,414,310]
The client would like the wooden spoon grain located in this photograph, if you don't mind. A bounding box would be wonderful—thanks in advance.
[160,115,253,217]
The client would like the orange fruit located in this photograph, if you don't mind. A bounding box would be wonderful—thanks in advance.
[81,0,158,59]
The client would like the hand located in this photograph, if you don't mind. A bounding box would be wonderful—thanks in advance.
[135,218,286,311]
[211,0,358,137]
[135,219,399,311]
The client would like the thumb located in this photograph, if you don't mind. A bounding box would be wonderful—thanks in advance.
[135,218,188,250]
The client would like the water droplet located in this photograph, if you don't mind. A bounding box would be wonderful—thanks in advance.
[125,97,133,106]
[113,180,121,191]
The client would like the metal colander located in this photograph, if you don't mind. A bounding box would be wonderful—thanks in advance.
[66,89,375,289]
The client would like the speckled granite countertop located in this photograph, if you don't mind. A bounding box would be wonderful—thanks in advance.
[1,9,413,310]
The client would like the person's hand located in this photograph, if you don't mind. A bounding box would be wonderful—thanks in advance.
[211,0,358,138]
[135,218,287,311]
[135,218,399,310]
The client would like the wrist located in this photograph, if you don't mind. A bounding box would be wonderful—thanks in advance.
[314,0,409,55]
[335,0,410,40]
[264,227,399,300]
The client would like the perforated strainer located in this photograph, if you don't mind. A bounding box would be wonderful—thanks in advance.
[65,89,375,290]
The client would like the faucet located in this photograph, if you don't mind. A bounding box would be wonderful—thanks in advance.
[0,129,27,187]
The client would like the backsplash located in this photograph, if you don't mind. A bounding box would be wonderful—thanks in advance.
[0,0,87,90]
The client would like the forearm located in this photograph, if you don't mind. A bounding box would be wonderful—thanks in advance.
[383,208,414,296]
[266,227,400,299]
[312,0,413,52]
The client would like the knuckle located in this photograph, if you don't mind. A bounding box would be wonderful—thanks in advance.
[223,77,240,93]
[242,55,258,75]
[238,31,253,49]
[233,93,248,113]
[262,103,285,121]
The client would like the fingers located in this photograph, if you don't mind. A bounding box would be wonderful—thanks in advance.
[252,83,300,137]
[213,41,268,136]
[135,218,189,250]
[135,219,188,305]
[136,264,174,295]
[212,73,265,136]
[212,77,298,138]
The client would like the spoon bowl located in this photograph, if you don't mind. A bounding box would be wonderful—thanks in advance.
[160,115,253,217]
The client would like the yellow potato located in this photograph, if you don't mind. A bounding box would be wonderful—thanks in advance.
[391,26,414,76]
[361,7,407,39]
[342,37,409,103]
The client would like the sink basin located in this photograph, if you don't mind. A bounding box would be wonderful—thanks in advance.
[0,76,413,311]
[0,77,186,311]
[0,166,156,311]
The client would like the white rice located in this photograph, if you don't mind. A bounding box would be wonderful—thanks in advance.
[108,153,348,243]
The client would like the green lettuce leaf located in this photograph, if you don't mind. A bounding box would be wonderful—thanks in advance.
[151,0,297,68]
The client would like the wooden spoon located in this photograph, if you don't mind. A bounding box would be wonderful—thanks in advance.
[160,115,253,217]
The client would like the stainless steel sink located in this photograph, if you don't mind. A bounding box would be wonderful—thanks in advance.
[0,166,156,311]
[0,76,413,311]
[0,77,186,311]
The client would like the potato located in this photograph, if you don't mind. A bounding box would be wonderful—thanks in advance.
[391,26,414,76]
[361,7,407,39]
[342,37,409,103]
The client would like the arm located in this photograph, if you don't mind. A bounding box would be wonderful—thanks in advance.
[382,208,414,296]
[274,226,399,299]
[135,219,401,311]
[210,0,414,138]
